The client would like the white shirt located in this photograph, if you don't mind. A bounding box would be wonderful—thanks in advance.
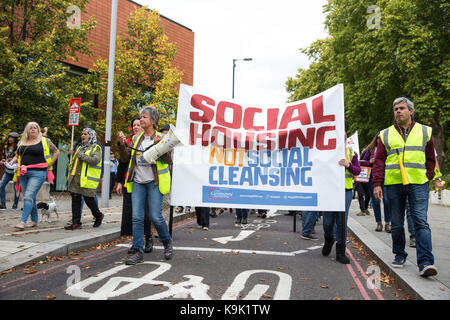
[133,135,155,184]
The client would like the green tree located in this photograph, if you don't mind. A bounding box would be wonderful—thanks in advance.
[0,0,97,145]
[286,0,449,172]
[91,7,182,141]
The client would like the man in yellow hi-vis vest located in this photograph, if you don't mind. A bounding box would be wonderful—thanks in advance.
[372,97,438,277]
[118,106,173,265]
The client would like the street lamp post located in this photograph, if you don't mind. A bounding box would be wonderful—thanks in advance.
[232,58,252,99]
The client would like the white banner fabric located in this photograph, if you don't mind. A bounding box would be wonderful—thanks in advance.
[170,84,346,211]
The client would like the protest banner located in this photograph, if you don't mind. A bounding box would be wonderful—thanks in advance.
[346,131,359,157]
[170,84,346,211]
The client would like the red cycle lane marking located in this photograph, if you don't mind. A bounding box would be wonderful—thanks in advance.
[346,263,371,300]
[346,247,385,300]
[0,246,124,293]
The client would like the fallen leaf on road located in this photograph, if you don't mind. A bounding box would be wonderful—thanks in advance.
[262,294,272,299]
[17,245,25,248]
[45,294,56,300]
[299,277,309,280]
[320,285,329,289]
[332,297,341,300]
[24,269,37,274]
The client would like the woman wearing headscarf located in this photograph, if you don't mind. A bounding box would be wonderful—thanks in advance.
[65,127,104,230]
[10,122,60,230]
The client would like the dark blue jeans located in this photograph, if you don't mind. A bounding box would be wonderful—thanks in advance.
[0,171,19,207]
[301,211,318,236]
[323,190,352,245]
[368,181,390,224]
[386,183,434,269]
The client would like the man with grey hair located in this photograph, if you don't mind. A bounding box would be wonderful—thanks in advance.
[372,97,439,277]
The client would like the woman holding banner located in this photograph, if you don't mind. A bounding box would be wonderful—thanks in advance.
[118,106,173,265]
[322,142,360,264]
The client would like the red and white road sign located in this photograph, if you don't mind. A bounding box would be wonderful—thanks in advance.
[68,97,81,126]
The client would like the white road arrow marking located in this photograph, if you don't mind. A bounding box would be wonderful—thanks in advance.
[212,230,255,244]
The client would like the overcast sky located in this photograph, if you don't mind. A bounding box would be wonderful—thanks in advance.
[136,0,329,107]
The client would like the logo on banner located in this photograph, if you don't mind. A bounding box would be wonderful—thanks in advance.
[68,98,81,126]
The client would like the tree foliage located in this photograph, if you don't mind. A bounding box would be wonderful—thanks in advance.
[286,0,449,172]
[0,0,97,145]
[91,7,182,141]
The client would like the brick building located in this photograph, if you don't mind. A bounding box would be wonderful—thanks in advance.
[69,0,194,85]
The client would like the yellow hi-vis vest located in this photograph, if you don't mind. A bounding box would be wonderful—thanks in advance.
[380,123,432,185]
[13,138,53,182]
[125,131,171,195]
[345,147,355,189]
[68,144,103,189]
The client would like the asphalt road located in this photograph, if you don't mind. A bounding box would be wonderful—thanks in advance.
[0,210,411,304]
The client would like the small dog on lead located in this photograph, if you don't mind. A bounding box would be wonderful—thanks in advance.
[37,197,59,222]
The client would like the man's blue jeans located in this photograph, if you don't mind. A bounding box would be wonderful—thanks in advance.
[131,181,170,253]
[386,182,434,269]
[323,189,352,244]
[0,171,19,207]
[301,211,318,236]
[19,170,47,223]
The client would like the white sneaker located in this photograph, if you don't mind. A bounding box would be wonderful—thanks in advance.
[420,265,437,277]
[202,226,209,231]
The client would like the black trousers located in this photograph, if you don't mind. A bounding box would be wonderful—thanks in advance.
[355,182,371,211]
[71,193,102,225]
[195,206,210,228]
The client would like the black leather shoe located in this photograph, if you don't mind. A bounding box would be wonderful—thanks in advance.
[144,235,153,253]
[128,247,139,254]
[64,223,82,230]
[93,213,104,228]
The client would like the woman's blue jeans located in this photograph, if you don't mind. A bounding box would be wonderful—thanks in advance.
[323,189,352,245]
[386,182,433,270]
[0,171,19,207]
[19,170,47,223]
[131,181,170,253]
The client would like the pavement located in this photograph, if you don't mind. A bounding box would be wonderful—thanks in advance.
[0,191,449,300]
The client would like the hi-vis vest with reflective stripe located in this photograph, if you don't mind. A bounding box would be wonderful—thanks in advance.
[380,123,431,185]
[345,147,355,189]
[13,138,53,182]
[125,131,171,195]
[69,144,103,189]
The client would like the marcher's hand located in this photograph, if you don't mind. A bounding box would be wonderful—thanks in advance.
[117,132,126,146]
[154,134,162,144]
[435,179,444,191]
[68,148,74,156]
[338,158,350,168]
[374,186,383,201]
[116,183,123,196]
[370,158,375,164]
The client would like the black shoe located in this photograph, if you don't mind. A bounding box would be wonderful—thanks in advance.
[144,235,153,253]
[301,234,319,241]
[234,219,241,226]
[392,256,406,268]
[241,218,248,225]
[335,243,350,264]
[322,236,335,256]
[125,251,144,265]
[11,204,18,210]
[93,213,104,228]
[0,204,6,210]
[162,239,173,260]
[64,223,82,230]
[128,247,139,254]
